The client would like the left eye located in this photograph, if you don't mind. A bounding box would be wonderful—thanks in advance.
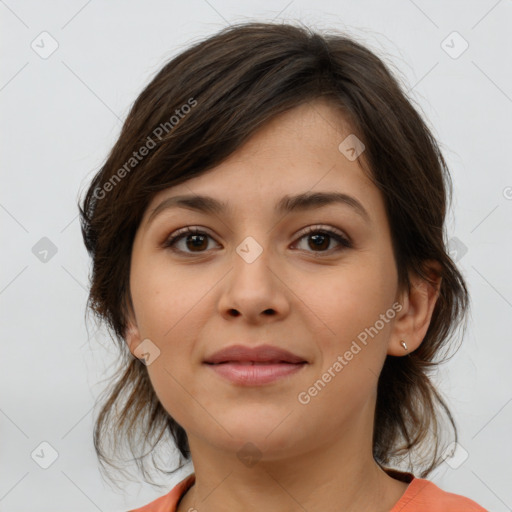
[293,227,352,253]
[162,226,352,255]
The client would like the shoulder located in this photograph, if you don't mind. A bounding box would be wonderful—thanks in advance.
[127,473,196,512]
[392,477,488,512]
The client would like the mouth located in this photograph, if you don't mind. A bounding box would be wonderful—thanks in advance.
[204,360,308,386]
[205,360,306,365]
[202,344,308,385]
[203,344,308,365]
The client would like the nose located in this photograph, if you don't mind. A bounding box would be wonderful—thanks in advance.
[217,238,291,323]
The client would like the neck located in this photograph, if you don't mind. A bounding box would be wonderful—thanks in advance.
[176,409,409,512]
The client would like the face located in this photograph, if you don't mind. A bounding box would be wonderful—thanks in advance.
[126,99,406,460]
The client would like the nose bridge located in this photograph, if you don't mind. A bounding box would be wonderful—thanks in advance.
[235,233,267,266]
[230,231,275,289]
[228,199,287,273]
[230,206,276,265]
[218,228,289,319]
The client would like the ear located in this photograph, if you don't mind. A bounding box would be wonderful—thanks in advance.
[124,312,142,357]
[388,260,442,356]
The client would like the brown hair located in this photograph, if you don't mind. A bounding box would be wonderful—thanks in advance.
[79,20,469,488]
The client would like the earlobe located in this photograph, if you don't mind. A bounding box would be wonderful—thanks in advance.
[388,260,442,356]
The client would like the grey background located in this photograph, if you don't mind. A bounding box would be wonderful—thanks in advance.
[1,1,511,511]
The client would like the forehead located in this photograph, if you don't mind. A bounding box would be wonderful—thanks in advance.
[142,99,383,224]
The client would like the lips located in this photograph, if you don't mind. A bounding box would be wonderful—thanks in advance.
[204,344,307,365]
[203,344,308,386]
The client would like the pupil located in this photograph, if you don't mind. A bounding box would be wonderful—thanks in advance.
[188,234,207,250]
[310,233,328,250]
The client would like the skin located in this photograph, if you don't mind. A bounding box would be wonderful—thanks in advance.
[125,98,441,512]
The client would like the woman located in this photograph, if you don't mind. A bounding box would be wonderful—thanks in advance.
[79,21,487,511]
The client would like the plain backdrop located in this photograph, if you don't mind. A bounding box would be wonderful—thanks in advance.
[1,1,511,511]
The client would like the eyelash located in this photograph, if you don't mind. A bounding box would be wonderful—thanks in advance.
[161,225,352,256]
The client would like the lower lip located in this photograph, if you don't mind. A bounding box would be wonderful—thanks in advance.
[205,362,307,386]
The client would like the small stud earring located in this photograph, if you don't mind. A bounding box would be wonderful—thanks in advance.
[400,340,408,351]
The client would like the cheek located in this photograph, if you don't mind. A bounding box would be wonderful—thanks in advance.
[131,264,211,426]
[293,263,395,423]
[145,357,200,434]
[300,256,396,360]
[130,259,208,338]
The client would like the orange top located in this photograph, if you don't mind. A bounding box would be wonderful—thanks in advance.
[128,468,488,512]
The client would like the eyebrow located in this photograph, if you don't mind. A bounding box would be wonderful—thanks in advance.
[146,191,371,226]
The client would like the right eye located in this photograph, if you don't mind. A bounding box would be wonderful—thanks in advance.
[162,227,220,255]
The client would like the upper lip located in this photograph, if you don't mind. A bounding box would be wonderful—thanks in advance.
[204,344,307,364]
